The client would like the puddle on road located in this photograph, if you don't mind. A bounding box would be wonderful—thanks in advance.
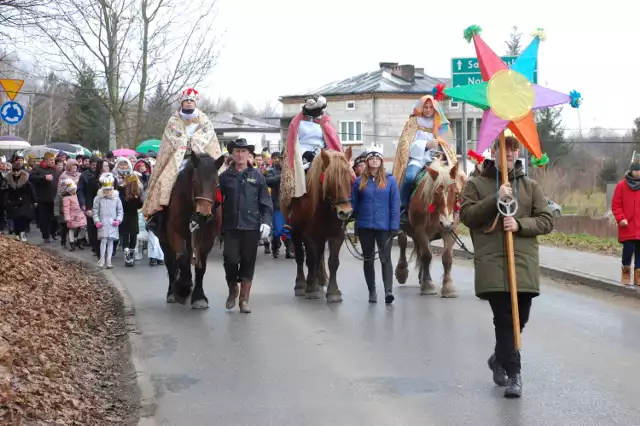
[152,373,201,397]
[350,377,440,396]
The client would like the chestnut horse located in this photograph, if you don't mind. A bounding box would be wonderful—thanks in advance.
[394,159,467,297]
[158,152,226,308]
[289,148,353,302]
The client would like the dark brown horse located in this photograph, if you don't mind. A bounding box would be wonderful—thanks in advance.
[289,148,353,302]
[158,151,226,308]
[395,159,467,297]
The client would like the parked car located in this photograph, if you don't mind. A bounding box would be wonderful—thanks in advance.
[545,197,562,217]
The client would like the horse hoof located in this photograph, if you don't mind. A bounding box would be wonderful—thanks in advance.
[441,290,459,299]
[192,299,209,309]
[395,268,408,285]
[420,285,438,296]
[294,288,306,297]
[326,293,343,303]
[172,292,188,305]
[305,291,321,300]
[166,294,177,304]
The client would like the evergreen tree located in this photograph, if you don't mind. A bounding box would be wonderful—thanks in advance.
[66,66,110,152]
[535,107,572,165]
[505,26,522,56]
[141,82,172,140]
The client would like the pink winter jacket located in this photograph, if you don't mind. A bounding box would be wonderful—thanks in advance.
[63,194,87,229]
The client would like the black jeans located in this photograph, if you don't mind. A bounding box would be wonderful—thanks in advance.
[59,221,68,244]
[120,233,138,249]
[12,216,30,234]
[622,240,640,268]
[87,217,99,254]
[37,202,57,239]
[358,229,393,292]
[485,292,534,376]
[223,230,261,282]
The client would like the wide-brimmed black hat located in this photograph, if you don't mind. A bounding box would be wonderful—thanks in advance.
[227,138,255,153]
[271,151,282,158]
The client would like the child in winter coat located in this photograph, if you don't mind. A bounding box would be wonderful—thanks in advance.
[115,157,144,266]
[61,178,87,251]
[92,173,123,268]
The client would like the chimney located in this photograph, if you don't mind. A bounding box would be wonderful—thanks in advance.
[379,62,399,71]
[415,67,424,77]
[391,64,416,83]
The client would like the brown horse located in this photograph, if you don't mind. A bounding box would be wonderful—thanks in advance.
[158,151,226,308]
[394,159,467,297]
[289,148,353,302]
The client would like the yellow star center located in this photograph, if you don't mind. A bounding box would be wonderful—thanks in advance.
[487,70,534,121]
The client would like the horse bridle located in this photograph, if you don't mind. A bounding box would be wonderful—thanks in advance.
[328,196,350,208]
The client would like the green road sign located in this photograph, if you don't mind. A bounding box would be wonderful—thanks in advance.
[451,56,538,87]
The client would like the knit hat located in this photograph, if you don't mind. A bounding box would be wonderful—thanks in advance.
[630,151,640,171]
[11,150,24,163]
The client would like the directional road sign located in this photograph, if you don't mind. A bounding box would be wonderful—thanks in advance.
[0,101,25,125]
[451,56,538,87]
[0,79,24,101]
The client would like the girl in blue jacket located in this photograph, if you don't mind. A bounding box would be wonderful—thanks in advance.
[351,143,401,304]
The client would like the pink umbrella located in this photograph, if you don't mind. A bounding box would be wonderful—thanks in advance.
[113,148,137,157]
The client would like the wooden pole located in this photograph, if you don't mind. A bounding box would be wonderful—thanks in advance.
[497,132,521,350]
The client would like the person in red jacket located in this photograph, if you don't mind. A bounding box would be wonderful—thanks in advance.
[611,159,640,285]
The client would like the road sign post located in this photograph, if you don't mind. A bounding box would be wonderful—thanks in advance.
[451,57,538,87]
[1,101,25,125]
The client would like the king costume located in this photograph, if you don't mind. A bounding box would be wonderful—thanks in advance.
[143,88,222,230]
[279,95,343,217]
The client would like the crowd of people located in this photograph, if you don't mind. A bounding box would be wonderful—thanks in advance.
[0,149,164,269]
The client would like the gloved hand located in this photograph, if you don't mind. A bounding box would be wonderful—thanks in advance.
[95,222,103,229]
[113,220,120,227]
[260,224,271,239]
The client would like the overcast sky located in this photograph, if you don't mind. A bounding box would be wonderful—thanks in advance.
[208,0,638,134]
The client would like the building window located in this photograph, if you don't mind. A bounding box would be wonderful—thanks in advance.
[346,101,356,110]
[450,100,460,109]
[339,120,363,144]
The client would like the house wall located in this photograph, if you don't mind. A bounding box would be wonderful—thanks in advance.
[217,130,281,152]
[281,96,484,159]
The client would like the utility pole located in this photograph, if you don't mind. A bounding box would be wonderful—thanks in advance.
[27,93,34,142]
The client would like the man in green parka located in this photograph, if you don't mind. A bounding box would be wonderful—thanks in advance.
[459,136,553,399]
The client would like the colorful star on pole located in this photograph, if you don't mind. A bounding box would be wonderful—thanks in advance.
[445,26,582,164]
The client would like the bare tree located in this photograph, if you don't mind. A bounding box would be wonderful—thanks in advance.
[505,25,522,56]
[30,0,221,147]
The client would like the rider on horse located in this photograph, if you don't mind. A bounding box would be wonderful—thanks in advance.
[392,87,456,225]
[279,95,344,221]
[142,88,222,234]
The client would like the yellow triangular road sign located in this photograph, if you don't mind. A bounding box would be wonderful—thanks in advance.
[0,79,24,101]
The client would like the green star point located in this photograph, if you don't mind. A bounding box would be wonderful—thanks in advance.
[444,83,490,110]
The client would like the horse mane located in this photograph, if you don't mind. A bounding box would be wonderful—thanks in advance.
[307,150,352,216]
[419,159,467,205]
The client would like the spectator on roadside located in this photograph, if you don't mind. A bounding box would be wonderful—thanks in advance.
[30,151,61,243]
[611,157,640,286]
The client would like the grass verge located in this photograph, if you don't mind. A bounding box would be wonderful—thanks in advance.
[456,224,621,256]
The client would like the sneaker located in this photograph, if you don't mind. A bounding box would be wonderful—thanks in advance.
[106,259,113,269]
[97,258,105,268]
[149,258,158,266]
[487,354,509,387]
[20,233,27,242]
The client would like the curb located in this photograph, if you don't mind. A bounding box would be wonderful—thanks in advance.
[39,245,158,425]
[348,232,640,300]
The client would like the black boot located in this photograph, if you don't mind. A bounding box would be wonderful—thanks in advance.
[400,209,410,226]
[284,239,294,259]
[264,239,271,255]
[368,286,377,303]
[487,354,508,386]
[272,238,281,258]
[504,374,522,398]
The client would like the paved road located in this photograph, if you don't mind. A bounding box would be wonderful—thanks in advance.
[84,244,640,425]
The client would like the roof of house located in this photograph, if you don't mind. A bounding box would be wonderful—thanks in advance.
[280,63,450,99]
[209,111,280,132]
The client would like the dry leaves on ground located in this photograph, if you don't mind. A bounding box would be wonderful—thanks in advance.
[0,236,137,425]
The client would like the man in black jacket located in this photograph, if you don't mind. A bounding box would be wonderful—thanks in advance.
[29,151,61,242]
[265,152,293,259]
[77,156,100,254]
[219,138,273,313]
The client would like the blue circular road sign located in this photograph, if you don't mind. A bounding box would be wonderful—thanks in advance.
[0,101,25,125]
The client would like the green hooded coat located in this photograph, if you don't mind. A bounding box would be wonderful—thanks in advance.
[459,160,554,299]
